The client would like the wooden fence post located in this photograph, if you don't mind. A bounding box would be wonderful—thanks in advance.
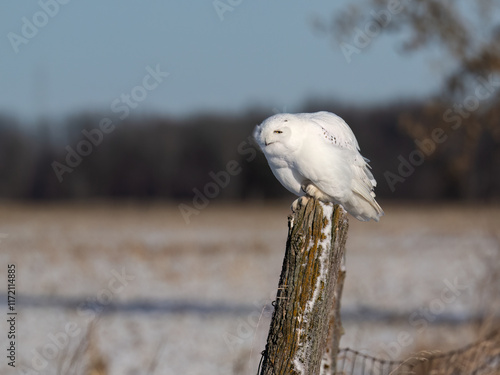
[259,198,349,375]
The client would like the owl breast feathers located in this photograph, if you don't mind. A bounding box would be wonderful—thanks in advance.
[253,111,384,222]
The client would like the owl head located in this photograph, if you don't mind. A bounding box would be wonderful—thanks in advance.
[253,113,302,155]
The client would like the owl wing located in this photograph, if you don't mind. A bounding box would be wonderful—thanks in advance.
[299,112,379,207]
[299,111,360,153]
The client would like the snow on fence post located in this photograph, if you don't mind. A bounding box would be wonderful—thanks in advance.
[259,198,349,375]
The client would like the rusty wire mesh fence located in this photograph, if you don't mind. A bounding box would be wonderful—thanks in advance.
[336,328,500,375]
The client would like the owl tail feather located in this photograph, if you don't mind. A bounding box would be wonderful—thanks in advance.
[344,188,384,222]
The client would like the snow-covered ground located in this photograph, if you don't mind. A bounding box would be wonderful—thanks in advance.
[0,202,499,374]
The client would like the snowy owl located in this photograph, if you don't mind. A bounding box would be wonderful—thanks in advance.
[253,111,384,222]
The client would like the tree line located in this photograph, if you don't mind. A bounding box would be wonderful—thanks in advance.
[0,99,498,201]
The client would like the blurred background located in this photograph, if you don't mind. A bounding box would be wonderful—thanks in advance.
[1,1,499,374]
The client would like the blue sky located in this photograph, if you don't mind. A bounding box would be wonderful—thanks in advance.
[1,1,442,122]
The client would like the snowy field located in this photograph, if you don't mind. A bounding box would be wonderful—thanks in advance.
[0,201,499,374]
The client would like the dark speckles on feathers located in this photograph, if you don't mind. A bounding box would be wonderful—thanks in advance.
[322,126,345,147]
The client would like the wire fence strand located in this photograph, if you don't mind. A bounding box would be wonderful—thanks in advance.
[336,328,500,375]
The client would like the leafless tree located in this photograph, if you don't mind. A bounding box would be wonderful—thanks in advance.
[315,0,500,197]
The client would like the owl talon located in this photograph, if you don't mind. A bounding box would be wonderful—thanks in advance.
[303,184,313,196]
[291,196,309,212]
[302,183,331,201]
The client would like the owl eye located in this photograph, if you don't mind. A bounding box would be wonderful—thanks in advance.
[274,130,283,134]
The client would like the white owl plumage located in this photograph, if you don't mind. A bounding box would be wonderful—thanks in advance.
[253,111,384,222]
